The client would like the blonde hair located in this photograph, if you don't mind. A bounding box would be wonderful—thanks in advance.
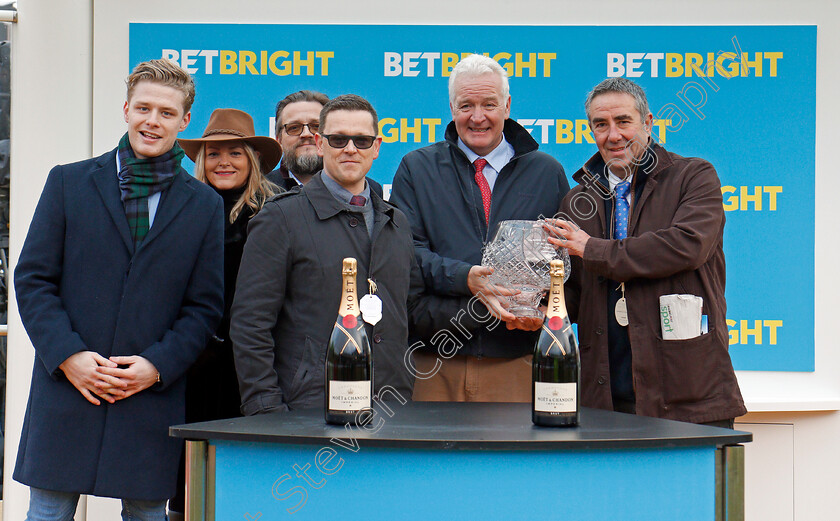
[126,59,196,113]
[195,142,279,222]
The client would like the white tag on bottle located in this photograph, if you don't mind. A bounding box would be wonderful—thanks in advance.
[360,294,382,326]
[615,297,629,326]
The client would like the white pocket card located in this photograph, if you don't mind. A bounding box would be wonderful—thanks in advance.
[659,294,703,340]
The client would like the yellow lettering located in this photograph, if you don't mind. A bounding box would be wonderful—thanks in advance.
[727,319,738,345]
[739,186,762,211]
[220,50,237,74]
[294,51,315,76]
[685,53,705,77]
[423,118,442,142]
[379,117,442,143]
[728,319,783,345]
[515,52,537,78]
[764,320,783,345]
[666,53,684,77]
[556,119,574,144]
[575,119,594,144]
[721,186,738,211]
[765,52,783,77]
[269,50,290,76]
[239,51,258,75]
[538,52,556,77]
[741,52,763,77]
[764,186,782,210]
[441,53,459,77]
[717,52,739,78]
[401,118,423,143]
[651,119,669,144]
[740,320,762,345]
[705,52,717,77]
[316,51,334,75]
[721,186,783,211]
[493,52,513,77]
[379,118,398,144]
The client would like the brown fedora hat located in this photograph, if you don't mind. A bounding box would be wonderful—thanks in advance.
[179,108,282,174]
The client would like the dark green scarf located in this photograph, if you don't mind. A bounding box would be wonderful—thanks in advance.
[116,133,186,247]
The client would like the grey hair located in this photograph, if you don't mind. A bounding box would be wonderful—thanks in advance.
[584,77,651,120]
[448,54,510,104]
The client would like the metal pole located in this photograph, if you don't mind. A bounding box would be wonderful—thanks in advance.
[185,440,208,521]
[724,445,745,521]
[716,444,745,521]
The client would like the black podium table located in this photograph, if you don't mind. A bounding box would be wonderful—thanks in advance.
[172,402,751,521]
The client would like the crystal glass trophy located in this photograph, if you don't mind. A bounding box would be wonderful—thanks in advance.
[480,220,571,318]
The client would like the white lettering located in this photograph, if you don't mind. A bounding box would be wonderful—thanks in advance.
[607,53,625,77]
[384,52,401,77]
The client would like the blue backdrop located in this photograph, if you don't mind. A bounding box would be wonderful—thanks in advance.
[130,24,816,372]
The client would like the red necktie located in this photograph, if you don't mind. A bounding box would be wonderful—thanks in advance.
[474,158,491,224]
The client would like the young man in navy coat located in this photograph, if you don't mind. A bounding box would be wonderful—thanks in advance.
[13,59,224,520]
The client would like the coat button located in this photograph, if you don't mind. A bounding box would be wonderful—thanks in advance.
[373,334,382,343]
[349,217,359,227]
[597,376,606,385]
[595,327,603,335]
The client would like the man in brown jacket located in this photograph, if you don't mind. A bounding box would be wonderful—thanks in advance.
[547,77,745,426]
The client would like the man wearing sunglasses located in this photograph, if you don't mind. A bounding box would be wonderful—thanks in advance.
[230,94,427,414]
[267,90,383,198]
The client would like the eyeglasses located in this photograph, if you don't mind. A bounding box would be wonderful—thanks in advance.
[281,122,319,136]
[321,134,377,150]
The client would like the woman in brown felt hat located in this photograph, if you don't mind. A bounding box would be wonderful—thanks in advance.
[169,108,282,519]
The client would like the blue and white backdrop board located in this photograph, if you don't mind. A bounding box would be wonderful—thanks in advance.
[130,24,816,372]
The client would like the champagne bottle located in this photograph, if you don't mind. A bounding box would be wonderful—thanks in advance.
[325,258,373,425]
[532,259,580,427]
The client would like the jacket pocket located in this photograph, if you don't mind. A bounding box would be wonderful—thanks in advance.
[286,336,325,405]
[657,327,719,405]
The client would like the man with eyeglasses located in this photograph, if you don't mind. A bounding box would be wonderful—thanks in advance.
[230,94,428,414]
[267,90,383,198]
[390,53,570,403]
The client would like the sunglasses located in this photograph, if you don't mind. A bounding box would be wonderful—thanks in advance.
[321,134,377,150]
[281,122,319,136]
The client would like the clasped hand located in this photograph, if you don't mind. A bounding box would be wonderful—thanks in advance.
[59,351,159,406]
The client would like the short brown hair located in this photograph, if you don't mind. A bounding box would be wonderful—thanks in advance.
[126,59,196,113]
[319,94,378,136]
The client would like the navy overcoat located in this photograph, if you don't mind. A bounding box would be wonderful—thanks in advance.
[13,148,224,500]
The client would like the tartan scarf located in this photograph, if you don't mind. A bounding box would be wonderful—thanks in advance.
[116,132,185,247]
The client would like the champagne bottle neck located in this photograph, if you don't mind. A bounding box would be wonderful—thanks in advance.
[544,274,568,320]
[339,271,360,317]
